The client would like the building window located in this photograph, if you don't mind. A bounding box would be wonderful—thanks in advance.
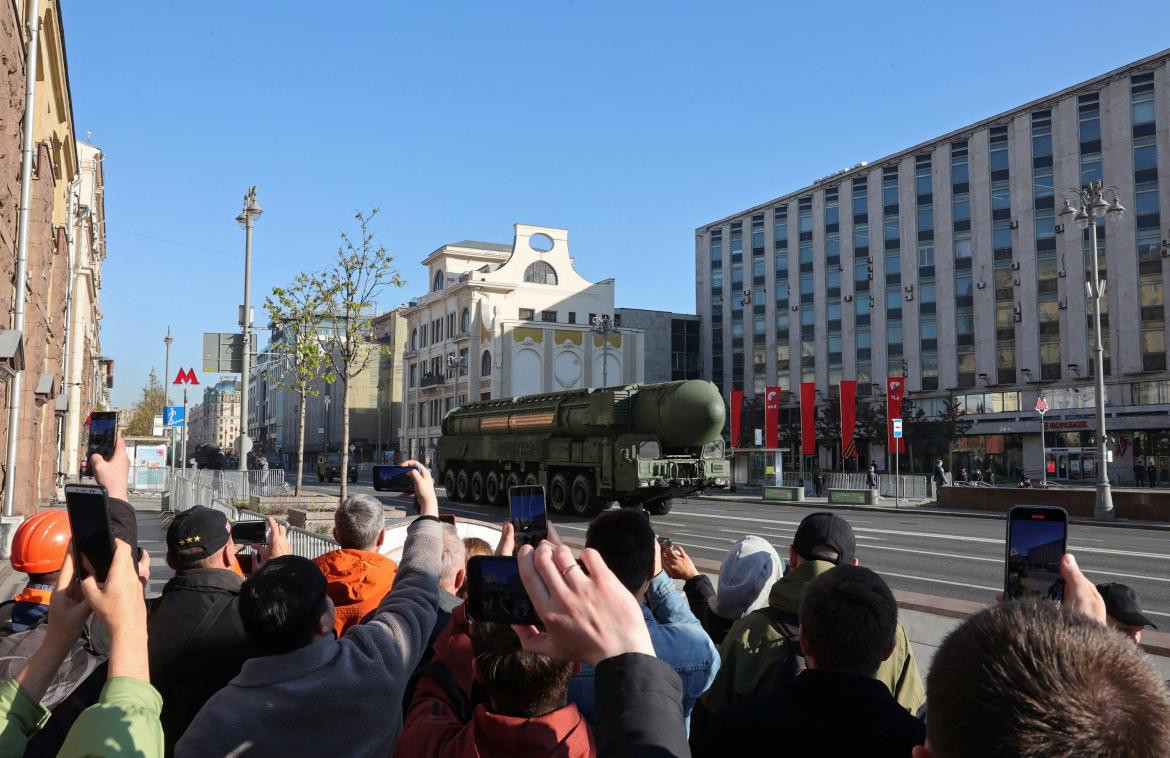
[481,350,492,376]
[410,328,418,350]
[432,271,445,292]
[460,308,470,333]
[523,261,558,284]
[541,310,557,323]
[519,308,535,321]
[408,364,416,387]
[568,312,576,324]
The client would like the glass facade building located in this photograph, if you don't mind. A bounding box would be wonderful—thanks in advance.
[696,51,1170,483]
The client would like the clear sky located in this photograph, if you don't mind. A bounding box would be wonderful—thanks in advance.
[62,1,1170,408]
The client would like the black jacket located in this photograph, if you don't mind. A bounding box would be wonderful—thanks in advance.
[596,653,690,757]
[695,668,924,757]
[682,575,736,645]
[147,567,260,756]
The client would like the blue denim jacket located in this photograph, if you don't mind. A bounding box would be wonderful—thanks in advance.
[567,572,720,727]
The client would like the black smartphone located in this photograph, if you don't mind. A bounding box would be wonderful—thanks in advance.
[657,535,681,556]
[1004,505,1068,601]
[64,484,116,582]
[235,551,254,575]
[465,555,540,625]
[509,485,547,547]
[86,411,118,462]
[439,513,456,525]
[374,465,416,493]
[230,521,270,545]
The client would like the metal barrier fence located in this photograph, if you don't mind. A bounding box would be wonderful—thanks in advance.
[129,466,169,492]
[236,508,338,560]
[780,472,933,499]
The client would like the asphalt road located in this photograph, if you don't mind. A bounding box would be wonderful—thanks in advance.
[301,479,1170,624]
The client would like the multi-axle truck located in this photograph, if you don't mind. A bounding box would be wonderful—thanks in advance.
[437,379,729,516]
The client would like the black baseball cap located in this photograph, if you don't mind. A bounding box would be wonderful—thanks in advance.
[793,512,856,565]
[167,505,230,563]
[1096,582,1157,629]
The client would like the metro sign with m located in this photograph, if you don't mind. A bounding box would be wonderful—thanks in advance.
[174,368,199,385]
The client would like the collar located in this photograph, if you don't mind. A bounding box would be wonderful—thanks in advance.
[12,586,53,606]
[789,669,896,702]
[767,560,837,611]
[165,567,245,593]
[438,589,463,614]
[233,636,340,688]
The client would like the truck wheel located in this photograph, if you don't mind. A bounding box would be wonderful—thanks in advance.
[505,472,521,492]
[645,498,673,516]
[456,469,471,501]
[485,471,505,506]
[549,473,570,514]
[471,471,486,503]
[443,470,457,497]
[570,474,597,517]
[524,472,539,486]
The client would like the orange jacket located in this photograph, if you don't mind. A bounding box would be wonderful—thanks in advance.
[312,548,398,637]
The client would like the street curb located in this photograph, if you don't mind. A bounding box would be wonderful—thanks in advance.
[695,495,1170,532]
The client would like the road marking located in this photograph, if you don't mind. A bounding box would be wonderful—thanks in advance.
[878,571,999,593]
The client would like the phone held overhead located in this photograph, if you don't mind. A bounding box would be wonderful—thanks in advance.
[372,464,420,493]
[1004,505,1068,602]
[465,555,540,626]
[64,483,116,582]
[509,485,547,548]
[86,411,118,461]
[230,520,270,546]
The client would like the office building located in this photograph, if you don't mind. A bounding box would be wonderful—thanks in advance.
[614,308,701,383]
[696,50,1170,484]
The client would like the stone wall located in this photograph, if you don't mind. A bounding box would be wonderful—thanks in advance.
[937,485,1170,521]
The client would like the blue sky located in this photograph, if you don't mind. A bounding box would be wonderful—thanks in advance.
[62,1,1170,407]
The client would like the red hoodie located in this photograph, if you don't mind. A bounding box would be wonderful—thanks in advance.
[312,548,398,637]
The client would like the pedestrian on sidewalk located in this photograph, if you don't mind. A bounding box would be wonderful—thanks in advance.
[813,469,824,497]
[865,464,878,490]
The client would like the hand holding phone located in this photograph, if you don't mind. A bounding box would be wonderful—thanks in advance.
[64,484,116,582]
[1004,505,1068,601]
[509,485,547,548]
[230,520,271,546]
[465,555,540,625]
[86,412,118,463]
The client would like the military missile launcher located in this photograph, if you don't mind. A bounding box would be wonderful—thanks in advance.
[438,379,730,516]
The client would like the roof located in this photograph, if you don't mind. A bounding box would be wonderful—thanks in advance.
[450,240,512,253]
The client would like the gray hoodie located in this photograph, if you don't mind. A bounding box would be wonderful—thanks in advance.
[176,519,441,758]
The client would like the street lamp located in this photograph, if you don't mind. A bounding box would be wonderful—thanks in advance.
[446,353,466,417]
[1059,180,1125,520]
[236,186,262,473]
[591,314,617,387]
[323,393,332,451]
[164,328,173,477]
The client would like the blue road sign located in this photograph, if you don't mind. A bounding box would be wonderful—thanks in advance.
[165,406,185,428]
[892,417,903,439]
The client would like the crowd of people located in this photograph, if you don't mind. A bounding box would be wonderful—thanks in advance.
[0,436,1167,756]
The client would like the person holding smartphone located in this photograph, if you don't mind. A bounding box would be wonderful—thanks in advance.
[148,505,290,753]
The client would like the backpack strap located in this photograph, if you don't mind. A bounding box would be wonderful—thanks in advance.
[754,605,806,689]
[183,594,234,650]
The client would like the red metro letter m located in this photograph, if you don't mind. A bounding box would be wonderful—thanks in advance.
[174,368,199,385]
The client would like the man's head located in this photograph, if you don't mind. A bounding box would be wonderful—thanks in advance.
[1097,582,1157,644]
[11,510,71,586]
[332,495,385,551]
[916,601,1170,758]
[471,620,575,718]
[166,505,235,572]
[439,524,467,595]
[239,555,334,655]
[789,512,857,570]
[585,508,655,596]
[798,565,897,676]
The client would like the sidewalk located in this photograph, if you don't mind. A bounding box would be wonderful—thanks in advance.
[697,489,1170,531]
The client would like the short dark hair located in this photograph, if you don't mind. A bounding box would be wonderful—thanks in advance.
[585,509,654,595]
[926,601,1170,757]
[239,555,330,655]
[799,565,897,675]
[471,621,574,717]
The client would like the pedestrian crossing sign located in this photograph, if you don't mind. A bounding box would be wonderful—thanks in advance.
[164,406,185,428]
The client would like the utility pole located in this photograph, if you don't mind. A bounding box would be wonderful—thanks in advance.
[164,328,173,481]
[236,187,262,478]
[591,314,616,387]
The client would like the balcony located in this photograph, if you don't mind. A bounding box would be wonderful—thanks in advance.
[420,372,444,388]
[452,330,471,343]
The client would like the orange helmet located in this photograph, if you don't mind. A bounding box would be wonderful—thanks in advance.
[11,511,71,574]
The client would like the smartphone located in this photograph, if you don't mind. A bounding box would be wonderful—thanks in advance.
[86,411,118,462]
[64,484,116,582]
[1004,505,1068,601]
[509,485,547,547]
[438,513,456,525]
[374,465,416,493]
[658,535,682,556]
[230,521,270,545]
[465,555,540,625]
[235,551,254,575]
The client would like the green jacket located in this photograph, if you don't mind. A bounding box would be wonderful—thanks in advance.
[699,560,926,716]
[0,676,164,757]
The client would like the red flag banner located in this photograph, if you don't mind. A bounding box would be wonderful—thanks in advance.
[800,382,816,456]
[887,376,905,454]
[730,390,744,449]
[840,380,857,459]
[764,386,780,449]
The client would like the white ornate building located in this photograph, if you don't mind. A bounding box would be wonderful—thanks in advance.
[399,224,645,463]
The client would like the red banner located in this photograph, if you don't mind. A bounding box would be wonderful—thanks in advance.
[887,376,905,454]
[800,382,816,455]
[840,380,857,459]
[730,390,744,449]
[764,387,780,449]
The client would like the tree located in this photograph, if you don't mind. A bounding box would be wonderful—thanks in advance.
[815,398,842,469]
[935,397,974,469]
[900,399,930,473]
[314,209,403,498]
[124,369,165,436]
[854,401,887,467]
[265,274,334,495]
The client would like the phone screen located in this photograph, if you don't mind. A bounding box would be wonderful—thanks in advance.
[374,465,416,492]
[465,556,540,625]
[230,521,269,545]
[65,484,115,582]
[509,485,547,547]
[87,412,118,461]
[438,513,456,525]
[1004,505,1068,601]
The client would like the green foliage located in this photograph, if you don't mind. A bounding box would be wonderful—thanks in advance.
[124,368,165,436]
[264,274,334,398]
[854,402,887,445]
[815,398,842,449]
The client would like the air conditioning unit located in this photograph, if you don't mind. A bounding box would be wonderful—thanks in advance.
[1013,312,1023,323]
[1012,303,1022,314]
[1010,261,1021,270]
[1013,277,1021,286]
[975,281,987,289]
[844,294,854,302]
[1058,298,1068,310]
[905,293,914,302]
[1009,220,1019,229]
[904,285,913,293]
[1055,223,1064,233]
[791,304,800,311]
